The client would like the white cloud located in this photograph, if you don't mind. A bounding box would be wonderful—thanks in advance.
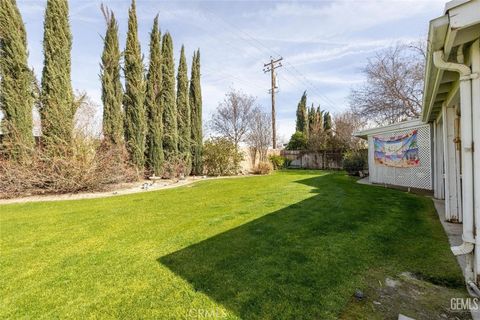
[287,37,420,66]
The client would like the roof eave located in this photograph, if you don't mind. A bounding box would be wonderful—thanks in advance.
[354,119,425,138]
[421,15,450,123]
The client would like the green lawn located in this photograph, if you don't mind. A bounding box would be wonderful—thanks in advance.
[0,171,465,319]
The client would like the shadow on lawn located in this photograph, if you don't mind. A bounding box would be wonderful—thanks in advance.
[159,173,461,319]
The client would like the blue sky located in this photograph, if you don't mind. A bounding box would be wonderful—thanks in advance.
[17,0,445,141]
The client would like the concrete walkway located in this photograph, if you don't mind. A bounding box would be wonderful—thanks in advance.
[432,199,466,274]
[357,176,371,185]
[432,199,480,320]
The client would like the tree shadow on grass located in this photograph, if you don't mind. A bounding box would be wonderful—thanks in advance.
[159,173,462,319]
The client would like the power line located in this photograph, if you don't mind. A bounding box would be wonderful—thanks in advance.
[174,8,343,115]
[201,9,341,113]
[168,10,266,92]
[283,62,339,110]
[203,70,264,92]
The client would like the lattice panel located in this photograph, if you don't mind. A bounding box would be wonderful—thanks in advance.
[368,124,432,190]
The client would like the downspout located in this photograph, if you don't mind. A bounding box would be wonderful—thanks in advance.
[433,50,476,276]
[471,40,480,286]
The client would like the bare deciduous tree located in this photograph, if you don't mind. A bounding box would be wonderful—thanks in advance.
[349,42,425,125]
[209,89,255,150]
[332,111,365,150]
[247,107,271,166]
[74,92,101,138]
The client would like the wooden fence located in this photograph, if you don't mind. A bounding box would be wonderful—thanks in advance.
[281,150,344,170]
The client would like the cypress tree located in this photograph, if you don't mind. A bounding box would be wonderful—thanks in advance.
[323,111,333,149]
[176,45,191,173]
[40,0,74,148]
[323,111,332,131]
[316,106,324,129]
[308,105,324,138]
[0,0,34,159]
[100,6,123,145]
[307,104,316,137]
[295,91,308,136]
[189,50,203,175]
[145,16,163,175]
[160,32,177,160]
[123,0,146,170]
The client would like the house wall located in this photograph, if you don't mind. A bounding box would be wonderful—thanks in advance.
[367,123,433,190]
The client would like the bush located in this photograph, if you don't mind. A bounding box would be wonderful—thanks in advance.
[343,150,367,176]
[203,137,243,176]
[0,139,138,199]
[269,154,288,170]
[161,155,188,180]
[286,131,307,150]
[253,161,273,175]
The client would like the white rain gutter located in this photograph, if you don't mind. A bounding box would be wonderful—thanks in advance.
[433,50,477,260]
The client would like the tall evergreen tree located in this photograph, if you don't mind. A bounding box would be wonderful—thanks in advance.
[123,0,146,170]
[145,16,163,175]
[316,106,324,129]
[176,45,191,173]
[323,111,332,131]
[307,104,316,136]
[189,50,203,175]
[40,0,74,147]
[308,105,324,137]
[295,91,308,136]
[0,0,34,159]
[160,32,177,160]
[100,6,123,145]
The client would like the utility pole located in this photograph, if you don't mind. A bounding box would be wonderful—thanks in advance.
[263,57,283,149]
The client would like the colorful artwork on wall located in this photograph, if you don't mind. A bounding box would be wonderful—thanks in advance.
[374,130,420,167]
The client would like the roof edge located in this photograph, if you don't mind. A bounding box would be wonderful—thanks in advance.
[444,0,471,13]
[354,119,426,139]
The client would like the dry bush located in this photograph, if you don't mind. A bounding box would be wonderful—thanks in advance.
[161,155,188,180]
[0,139,138,199]
[252,161,273,175]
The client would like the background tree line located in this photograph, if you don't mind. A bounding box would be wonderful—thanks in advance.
[101,0,203,177]
[287,41,425,153]
[287,91,364,152]
[0,0,203,198]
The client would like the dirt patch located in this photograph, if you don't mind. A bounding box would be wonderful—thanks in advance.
[0,174,255,205]
[341,272,471,320]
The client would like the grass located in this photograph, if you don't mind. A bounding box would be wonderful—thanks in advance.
[0,170,466,319]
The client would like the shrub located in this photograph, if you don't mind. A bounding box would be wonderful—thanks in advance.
[286,131,307,150]
[269,154,287,170]
[0,139,138,199]
[161,155,188,180]
[203,137,243,176]
[253,161,273,175]
[343,150,367,176]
